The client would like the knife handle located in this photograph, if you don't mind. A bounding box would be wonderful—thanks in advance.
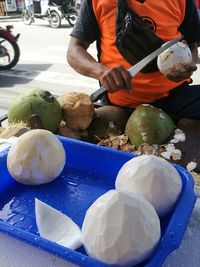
[90,86,107,103]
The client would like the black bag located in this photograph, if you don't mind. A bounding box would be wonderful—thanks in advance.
[115,0,164,73]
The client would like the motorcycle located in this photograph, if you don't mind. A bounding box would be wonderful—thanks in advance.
[22,0,78,28]
[0,25,20,70]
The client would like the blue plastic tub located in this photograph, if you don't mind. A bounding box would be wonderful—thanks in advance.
[0,136,196,267]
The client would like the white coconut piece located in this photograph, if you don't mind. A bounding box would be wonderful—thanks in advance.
[175,128,183,134]
[173,132,186,142]
[7,129,66,185]
[160,151,171,160]
[186,161,197,172]
[170,138,179,144]
[171,149,182,160]
[157,41,192,76]
[166,143,175,152]
[35,199,82,250]
[115,155,182,217]
[82,190,160,267]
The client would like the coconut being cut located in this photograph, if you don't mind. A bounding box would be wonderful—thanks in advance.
[7,129,66,185]
[157,41,192,76]
[82,190,161,267]
[115,155,182,217]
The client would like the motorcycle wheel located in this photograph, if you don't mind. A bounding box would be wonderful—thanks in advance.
[67,13,78,26]
[48,11,61,28]
[22,10,33,25]
[0,34,20,70]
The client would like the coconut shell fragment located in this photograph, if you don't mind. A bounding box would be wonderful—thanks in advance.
[0,122,30,138]
[58,92,95,130]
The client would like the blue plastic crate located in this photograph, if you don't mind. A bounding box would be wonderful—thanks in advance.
[0,136,196,267]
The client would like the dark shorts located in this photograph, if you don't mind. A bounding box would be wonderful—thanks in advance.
[99,82,200,122]
[152,82,200,122]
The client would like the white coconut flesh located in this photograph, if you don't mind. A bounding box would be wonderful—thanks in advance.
[115,155,182,217]
[82,190,161,267]
[157,41,192,76]
[35,198,82,250]
[7,129,66,185]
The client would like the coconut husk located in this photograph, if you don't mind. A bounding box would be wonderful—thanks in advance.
[58,121,81,140]
[87,106,130,143]
[58,92,95,130]
[191,171,200,186]
[0,122,30,138]
[0,127,5,135]
[98,134,135,152]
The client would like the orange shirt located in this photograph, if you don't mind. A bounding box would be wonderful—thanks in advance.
[92,0,187,108]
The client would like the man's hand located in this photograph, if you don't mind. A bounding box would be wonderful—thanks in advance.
[99,65,132,93]
[165,64,197,83]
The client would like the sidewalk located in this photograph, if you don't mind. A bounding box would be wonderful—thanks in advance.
[0,13,21,20]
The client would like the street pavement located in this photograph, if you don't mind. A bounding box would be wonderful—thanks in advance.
[0,18,200,120]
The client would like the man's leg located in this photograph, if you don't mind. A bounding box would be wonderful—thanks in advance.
[152,83,200,121]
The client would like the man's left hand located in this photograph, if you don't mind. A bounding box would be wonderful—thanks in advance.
[165,64,197,82]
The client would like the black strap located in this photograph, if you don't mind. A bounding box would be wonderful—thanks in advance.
[115,0,164,72]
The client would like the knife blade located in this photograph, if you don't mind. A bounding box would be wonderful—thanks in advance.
[90,35,183,102]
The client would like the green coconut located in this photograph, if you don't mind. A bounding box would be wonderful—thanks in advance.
[87,106,129,143]
[8,88,62,133]
[125,104,175,147]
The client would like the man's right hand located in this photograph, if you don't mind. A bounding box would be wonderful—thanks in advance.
[99,65,132,93]
[67,38,132,93]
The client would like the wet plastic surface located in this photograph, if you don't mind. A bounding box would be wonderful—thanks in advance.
[0,136,197,267]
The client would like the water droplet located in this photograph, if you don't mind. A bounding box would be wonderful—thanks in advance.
[169,231,174,237]
[28,225,33,230]
[19,216,25,221]
[67,181,79,187]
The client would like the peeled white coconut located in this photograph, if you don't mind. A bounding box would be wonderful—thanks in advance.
[35,199,82,250]
[82,190,161,267]
[7,129,66,185]
[157,41,192,76]
[115,155,182,217]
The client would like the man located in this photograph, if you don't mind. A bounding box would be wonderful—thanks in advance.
[67,0,200,121]
[25,0,34,16]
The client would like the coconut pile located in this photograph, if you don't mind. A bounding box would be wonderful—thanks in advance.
[1,84,200,186]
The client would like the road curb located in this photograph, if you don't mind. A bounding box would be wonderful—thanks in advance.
[0,15,21,19]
